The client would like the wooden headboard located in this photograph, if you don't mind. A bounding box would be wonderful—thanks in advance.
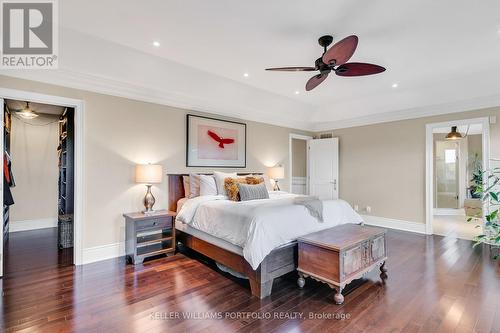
[167,173,263,211]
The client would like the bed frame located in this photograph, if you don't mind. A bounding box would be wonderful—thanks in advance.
[168,173,297,298]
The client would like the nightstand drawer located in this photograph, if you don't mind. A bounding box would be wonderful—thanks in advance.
[136,218,171,231]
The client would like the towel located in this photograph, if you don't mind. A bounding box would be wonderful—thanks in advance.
[294,196,323,222]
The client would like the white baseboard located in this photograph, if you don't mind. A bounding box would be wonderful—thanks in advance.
[361,215,426,234]
[9,218,58,232]
[82,242,125,265]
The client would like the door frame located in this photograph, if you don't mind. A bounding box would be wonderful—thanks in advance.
[0,88,85,274]
[289,133,313,194]
[425,117,490,235]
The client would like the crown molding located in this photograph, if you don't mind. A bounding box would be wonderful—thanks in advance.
[312,94,500,131]
[1,70,316,131]
[4,69,500,133]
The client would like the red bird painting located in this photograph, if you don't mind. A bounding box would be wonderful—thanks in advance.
[207,130,235,148]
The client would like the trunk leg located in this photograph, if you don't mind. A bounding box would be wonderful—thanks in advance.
[334,287,344,305]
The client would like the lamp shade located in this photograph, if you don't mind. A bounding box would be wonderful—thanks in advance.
[135,164,163,184]
[17,102,39,120]
[445,126,463,140]
[268,166,285,180]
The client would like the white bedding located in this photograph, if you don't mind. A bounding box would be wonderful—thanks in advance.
[177,192,363,269]
[176,197,188,213]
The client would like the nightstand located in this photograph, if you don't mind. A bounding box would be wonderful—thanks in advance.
[123,210,176,264]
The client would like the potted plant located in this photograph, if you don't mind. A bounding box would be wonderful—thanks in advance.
[468,167,500,259]
[469,153,482,199]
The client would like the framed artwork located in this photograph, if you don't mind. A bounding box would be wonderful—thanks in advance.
[186,114,246,168]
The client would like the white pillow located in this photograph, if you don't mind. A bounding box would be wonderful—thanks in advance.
[188,173,201,198]
[213,171,237,195]
[261,174,273,191]
[182,176,191,197]
[199,175,218,196]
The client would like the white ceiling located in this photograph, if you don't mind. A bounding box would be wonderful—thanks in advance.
[3,0,500,130]
[6,99,65,116]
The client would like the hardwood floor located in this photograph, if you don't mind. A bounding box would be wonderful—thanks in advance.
[1,229,499,332]
[3,228,73,272]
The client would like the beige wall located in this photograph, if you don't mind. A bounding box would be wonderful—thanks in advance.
[10,114,59,223]
[292,138,307,177]
[331,108,500,223]
[468,134,483,161]
[0,75,311,249]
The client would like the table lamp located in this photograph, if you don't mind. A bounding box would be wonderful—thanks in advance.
[268,166,285,191]
[135,164,163,213]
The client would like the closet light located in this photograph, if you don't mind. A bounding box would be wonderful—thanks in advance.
[445,126,463,140]
[16,102,39,120]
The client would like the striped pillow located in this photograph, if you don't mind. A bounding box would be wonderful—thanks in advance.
[237,183,269,201]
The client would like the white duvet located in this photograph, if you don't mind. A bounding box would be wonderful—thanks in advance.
[177,192,363,269]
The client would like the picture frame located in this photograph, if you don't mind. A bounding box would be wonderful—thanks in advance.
[186,114,246,168]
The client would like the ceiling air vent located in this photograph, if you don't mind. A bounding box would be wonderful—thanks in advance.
[318,132,334,139]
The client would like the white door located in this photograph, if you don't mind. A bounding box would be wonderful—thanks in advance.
[308,138,339,200]
[0,97,4,277]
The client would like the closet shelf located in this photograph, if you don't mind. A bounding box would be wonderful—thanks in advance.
[58,108,74,219]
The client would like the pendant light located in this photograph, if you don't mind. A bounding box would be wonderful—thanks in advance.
[445,126,463,140]
[16,102,39,120]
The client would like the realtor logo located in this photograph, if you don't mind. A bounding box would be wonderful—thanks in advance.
[1,0,58,68]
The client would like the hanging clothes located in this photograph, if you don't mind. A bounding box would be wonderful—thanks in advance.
[4,152,14,206]
[4,177,14,206]
[4,154,10,184]
[5,151,15,187]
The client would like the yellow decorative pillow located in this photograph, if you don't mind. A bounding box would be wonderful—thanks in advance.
[245,176,264,185]
[224,177,247,201]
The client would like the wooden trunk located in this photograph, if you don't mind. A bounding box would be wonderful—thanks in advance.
[297,224,387,304]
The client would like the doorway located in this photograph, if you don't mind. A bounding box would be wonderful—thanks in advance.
[289,134,312,195]
[426,118,490,239]
[3,99,74,272]
[0,88,84,277]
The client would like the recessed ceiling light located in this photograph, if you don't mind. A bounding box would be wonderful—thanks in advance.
[392,83,399,88]
[294,90,300,95]
[153,41,160,47]
[243,73,249,77]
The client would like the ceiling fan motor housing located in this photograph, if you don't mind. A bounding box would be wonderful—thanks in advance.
[315,57,332,74]
[318,35,334,48]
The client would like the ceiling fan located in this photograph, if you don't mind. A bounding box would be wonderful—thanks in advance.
[266,35,386,91]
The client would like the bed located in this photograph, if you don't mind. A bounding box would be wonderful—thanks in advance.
[168,173,363,298]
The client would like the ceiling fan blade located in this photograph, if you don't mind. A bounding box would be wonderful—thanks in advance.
[335,62,386,76]
[265,66,316,72]
[305,73,329,91]
[322,35,358,66]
